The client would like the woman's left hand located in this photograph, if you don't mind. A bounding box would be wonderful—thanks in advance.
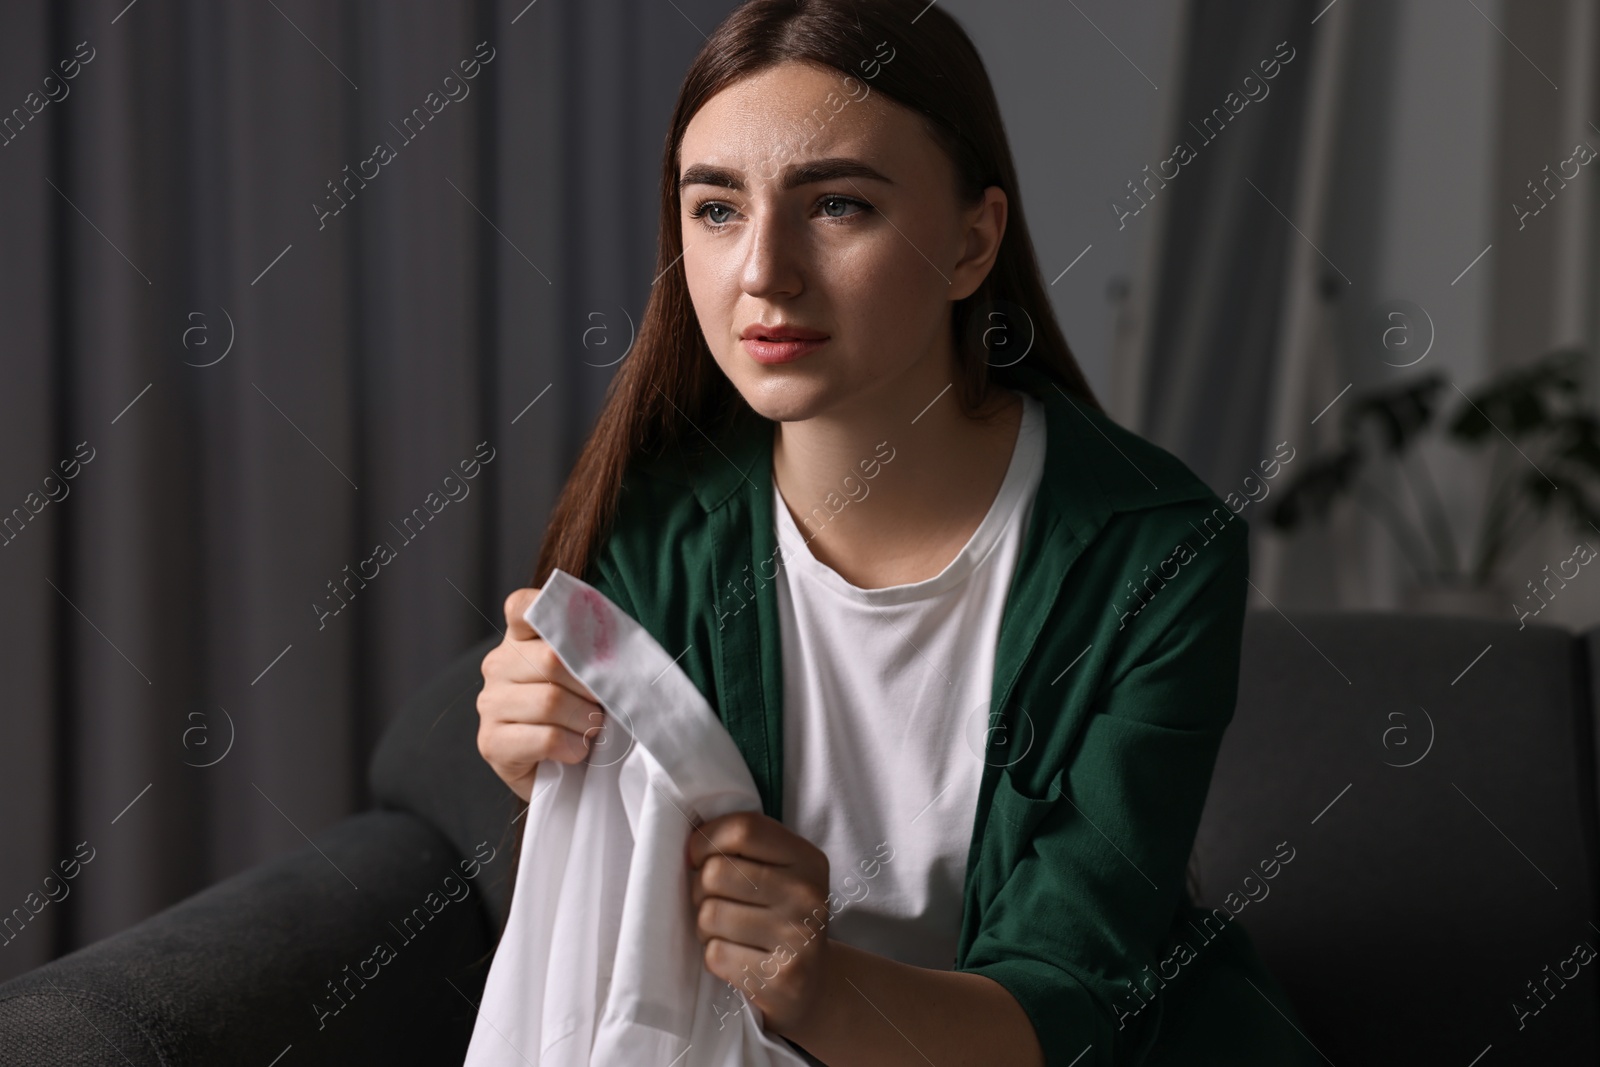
[686,811,834,1036]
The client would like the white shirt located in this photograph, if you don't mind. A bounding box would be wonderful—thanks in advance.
[464,568,812,1067]
[773,389,1047,971]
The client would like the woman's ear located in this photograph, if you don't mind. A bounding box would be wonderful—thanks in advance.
[949,185,1008,301]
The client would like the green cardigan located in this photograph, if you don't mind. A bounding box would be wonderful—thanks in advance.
[583,363,1319,1066]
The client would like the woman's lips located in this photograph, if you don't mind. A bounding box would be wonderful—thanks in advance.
[741,337,829,364]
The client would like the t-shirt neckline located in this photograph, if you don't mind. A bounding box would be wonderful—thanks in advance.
[771,391,1046,607]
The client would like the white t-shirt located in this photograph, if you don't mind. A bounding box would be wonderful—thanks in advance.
[772,389,1047,971]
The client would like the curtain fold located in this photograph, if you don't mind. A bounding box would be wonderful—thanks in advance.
[0,0,732,983]
[1125,0,1321,495]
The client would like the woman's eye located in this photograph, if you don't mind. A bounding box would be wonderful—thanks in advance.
[689,195,871,228]
[818,195,868,219]
[691,200,734,226]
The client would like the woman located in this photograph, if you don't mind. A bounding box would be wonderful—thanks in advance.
[475,1,1316,1063]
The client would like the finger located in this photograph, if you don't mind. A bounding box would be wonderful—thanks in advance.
[686,812,792,870]
[480,679,607,740]
[503,587,541,641]
[482,720,595,768]
[702,937,789,989]
[695,897,782,953]
[690,852,777,908]
[488,638,598,703]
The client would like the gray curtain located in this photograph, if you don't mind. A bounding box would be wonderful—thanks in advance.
[1138,0,1321,492]
[0,0,736,984]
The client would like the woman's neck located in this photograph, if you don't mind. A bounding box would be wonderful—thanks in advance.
[771,375,1025,590]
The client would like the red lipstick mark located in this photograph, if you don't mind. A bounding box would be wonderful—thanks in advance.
[567,587,615,662]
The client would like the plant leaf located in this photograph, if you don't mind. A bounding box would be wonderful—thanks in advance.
[1342,375,1445,454]
[1448,347,1586,443]
[1548,412,1600,474]
[1268,447,1364,530]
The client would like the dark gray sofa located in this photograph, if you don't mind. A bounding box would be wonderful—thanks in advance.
[2,610,1596,1064]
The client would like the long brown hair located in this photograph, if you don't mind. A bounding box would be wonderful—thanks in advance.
[487,0,1111,945]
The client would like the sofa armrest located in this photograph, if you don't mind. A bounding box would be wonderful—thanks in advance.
[0,809,502,1066]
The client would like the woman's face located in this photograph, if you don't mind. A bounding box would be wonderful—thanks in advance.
[677,60,1006,425]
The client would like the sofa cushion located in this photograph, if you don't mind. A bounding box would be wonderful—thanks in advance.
[1195,610,1600,1063]
[0,810,492,1065]
[369,634,523,924]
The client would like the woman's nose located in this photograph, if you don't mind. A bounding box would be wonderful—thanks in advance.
[740,206,804,299]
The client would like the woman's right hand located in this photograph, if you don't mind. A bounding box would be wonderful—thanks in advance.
[476,587,605,802]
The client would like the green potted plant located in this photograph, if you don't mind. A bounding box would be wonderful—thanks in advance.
[1268,347,1600,619]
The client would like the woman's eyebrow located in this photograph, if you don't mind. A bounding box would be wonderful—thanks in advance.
[678,157,894,193]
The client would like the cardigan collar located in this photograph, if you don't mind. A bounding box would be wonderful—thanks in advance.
[673,360,1208,532]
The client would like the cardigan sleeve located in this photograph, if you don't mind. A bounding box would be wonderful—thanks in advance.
[956,514,1251,1067]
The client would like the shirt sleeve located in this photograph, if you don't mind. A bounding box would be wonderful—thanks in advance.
[956,513,1251,1067]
